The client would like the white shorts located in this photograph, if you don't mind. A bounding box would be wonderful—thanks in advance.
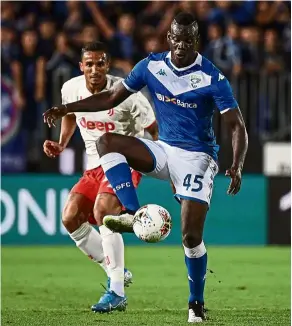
[139,139,219,205]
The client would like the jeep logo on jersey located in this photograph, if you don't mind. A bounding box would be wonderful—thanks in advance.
[80,117,115,132]
[190,74,201,88]
[155,93,197,109]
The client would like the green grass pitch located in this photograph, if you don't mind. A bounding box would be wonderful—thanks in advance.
[2,246,290,326]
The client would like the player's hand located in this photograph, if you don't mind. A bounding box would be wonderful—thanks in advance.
[43,140,64,158]
[43,105,68,128]
[225,166,242,195]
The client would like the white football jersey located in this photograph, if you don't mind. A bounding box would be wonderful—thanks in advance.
[61,74,155,170]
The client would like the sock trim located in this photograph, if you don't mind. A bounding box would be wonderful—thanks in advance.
[70,222,91,241]
[99,153,127,172]
[184,242,206,258]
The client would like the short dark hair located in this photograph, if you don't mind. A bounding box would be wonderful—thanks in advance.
[81,41,109,59]
[174,12,196,26]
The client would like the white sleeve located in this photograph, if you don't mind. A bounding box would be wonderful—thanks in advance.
[61,83,76,116]
[61,84,69,105]
[134,92,156,129]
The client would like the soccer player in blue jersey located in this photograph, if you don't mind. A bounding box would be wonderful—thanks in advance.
[44,12,248,322]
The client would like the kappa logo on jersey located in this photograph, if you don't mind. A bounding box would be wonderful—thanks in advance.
[155,93,197,109]
[190,74,202,88]
[218,73,225,81]
[80,117,115,132]
[156,69,167,76]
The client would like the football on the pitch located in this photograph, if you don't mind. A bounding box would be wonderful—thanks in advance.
[133,204,172,243]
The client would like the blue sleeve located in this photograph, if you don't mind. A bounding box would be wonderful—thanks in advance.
[212,71,239,113]
[122,58,148,93]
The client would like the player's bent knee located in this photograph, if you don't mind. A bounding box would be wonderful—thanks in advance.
[96,133,114,156]
[62,213,77,232]
[62,202,86,233]
[182,232,202,248]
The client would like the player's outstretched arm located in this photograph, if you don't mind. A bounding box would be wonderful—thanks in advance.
[59,114,77,148]
[222,108,248,195]
[43,114,77,158]
[43,82,132,127]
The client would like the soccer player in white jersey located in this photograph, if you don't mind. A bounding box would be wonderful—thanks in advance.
[44,13,248,323]
[43,41,157,313]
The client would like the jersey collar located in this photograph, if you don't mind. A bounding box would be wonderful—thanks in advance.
[105,75,112,90]
[166,51,202,71]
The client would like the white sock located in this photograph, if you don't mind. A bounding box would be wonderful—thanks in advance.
[99,225,125,297]
[70,222,109,276]
[99,153,127,172]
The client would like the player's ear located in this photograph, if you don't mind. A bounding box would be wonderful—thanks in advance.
[79,62,84,73]
[195,33,200,45]
[106,60,110,73]
[167,31,172,45]
[106,54,111,72]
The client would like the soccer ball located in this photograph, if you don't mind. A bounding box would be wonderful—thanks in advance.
[133,204,172,243]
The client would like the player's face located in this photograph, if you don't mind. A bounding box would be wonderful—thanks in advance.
[80,51,109,86]
[167,25,198,67]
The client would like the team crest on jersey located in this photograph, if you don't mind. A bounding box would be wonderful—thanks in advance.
[156,69,167,76]
[190,74,201,88]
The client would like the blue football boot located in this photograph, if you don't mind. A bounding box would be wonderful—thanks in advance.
[91,290,127,313]
[93,268,132,313]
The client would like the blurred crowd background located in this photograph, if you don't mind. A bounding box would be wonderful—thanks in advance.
[1,1,291,173]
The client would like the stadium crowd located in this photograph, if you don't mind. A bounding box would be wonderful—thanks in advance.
[1,1,291,171]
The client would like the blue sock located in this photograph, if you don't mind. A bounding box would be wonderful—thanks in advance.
[100,153,140,212]
[184,243,207,304]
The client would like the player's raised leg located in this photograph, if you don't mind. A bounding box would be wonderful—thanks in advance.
[91,193,129,313]
[97,133,156,232]
[181,199,208,322]
[62,193,108,274]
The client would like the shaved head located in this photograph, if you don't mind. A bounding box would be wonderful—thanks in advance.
[171,13,199,39]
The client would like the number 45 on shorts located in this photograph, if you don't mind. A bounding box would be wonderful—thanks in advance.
[183,174,203,192]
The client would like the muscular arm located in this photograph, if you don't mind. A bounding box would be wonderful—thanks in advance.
[65,82,132,113]
[59,114,77,148]
[222,108,248,171]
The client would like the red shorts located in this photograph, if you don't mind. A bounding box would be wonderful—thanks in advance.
[70,166,142,224]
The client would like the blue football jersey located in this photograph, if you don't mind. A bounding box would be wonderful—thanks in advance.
[123,52,238,161]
